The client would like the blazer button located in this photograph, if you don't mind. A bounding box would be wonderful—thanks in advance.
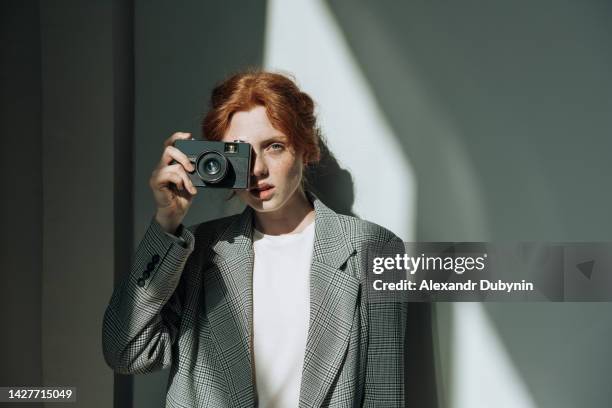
[137,278,145,287]
[142,271,150,279]
[152,254,160,263]
[146,262,155,271]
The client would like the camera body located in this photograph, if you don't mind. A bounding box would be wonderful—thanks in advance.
[174,139,252,189]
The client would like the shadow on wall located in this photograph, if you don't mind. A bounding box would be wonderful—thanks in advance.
[305,137,356,217]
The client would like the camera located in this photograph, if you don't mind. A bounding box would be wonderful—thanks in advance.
[173,140,252,189]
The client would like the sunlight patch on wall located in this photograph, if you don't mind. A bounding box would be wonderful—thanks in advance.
[263,0,416,240]
[452,303,537,408]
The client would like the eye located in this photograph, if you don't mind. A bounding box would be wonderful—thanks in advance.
[268,143,285,152]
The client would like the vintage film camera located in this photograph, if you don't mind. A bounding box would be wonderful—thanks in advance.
[173,139,252,189]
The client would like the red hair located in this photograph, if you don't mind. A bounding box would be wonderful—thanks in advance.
[202,70,321,165]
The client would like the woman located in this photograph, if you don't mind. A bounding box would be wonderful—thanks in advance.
[102,71,407,407]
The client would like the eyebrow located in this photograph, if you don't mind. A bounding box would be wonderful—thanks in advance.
[258,135,288,145]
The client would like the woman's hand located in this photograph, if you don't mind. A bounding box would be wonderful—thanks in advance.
[150,132,198,234]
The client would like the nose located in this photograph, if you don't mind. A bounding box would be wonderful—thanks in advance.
[251,150,268,179]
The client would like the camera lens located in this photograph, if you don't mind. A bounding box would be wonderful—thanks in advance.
[203,158,221,175]
[196,151,227,183]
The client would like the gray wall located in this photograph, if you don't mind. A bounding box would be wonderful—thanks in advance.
[0,3,43,405]
[1,1,132,407]
[327,1,612,407]
[328,0,612,242]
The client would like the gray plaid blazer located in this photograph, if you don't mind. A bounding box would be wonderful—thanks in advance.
[103,194,408,407]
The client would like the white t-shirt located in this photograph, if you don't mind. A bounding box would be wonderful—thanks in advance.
[252,221,315,408]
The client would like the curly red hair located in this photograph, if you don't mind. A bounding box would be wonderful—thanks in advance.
[202,70,321,165]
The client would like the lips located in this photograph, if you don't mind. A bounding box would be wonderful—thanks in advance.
[249,183,275,200]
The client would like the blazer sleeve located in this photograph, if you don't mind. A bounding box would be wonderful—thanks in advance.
[363,235,408,407]
[102,216,195,375]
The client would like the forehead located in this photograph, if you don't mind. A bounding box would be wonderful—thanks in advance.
[222,106,287,143]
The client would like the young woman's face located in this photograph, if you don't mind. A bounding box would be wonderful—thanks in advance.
[222,105,304,213]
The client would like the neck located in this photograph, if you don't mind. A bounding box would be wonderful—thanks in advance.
[254,189,315,235]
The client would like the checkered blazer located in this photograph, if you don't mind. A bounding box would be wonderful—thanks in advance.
[102,194,408,407]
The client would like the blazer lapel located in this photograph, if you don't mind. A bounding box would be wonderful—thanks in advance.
[205,207,256,407]
[299,196,359,407]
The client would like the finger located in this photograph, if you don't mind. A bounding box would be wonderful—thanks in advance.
[155,168,185,191]
[159,165,198,195]
[178,168,197,195]
[163,132,192,148]
[158,145,195,171]
[164,164,197,195]
[173,183,197,203]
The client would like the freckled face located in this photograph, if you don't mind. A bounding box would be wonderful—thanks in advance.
[222,106,304,213]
